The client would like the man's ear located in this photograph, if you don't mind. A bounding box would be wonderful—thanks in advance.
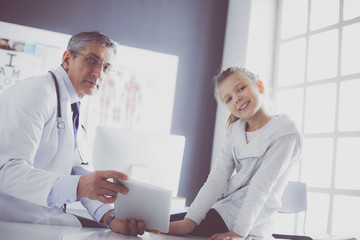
[257,80,265,93]
[62,50,71,71]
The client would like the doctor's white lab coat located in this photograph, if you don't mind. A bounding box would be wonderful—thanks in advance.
[0,69,103,226]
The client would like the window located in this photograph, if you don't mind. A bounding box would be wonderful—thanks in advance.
[274,0,360,235]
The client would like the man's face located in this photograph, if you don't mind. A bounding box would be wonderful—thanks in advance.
[62,41,115,99]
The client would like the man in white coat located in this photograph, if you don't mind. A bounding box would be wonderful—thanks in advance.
[0,31,145,236]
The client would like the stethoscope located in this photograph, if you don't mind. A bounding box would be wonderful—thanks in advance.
[48,71,89,165]
[49,71,65,130]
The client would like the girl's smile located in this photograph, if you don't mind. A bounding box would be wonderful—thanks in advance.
[239,101,250,111]
[218,73,262,121]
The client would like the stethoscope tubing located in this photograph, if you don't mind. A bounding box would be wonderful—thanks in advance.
[48,71,61,119]
[49,71,65,129]
[48,71,88,165]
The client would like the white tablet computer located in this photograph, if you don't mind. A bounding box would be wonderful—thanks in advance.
[114,178,172,233]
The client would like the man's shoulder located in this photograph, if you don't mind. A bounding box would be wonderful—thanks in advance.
[8,73,56,106]
[22,73,54,93]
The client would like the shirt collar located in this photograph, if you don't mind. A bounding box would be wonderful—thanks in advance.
[57,65,80,104]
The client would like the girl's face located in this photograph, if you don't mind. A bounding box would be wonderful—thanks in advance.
[218,73,264,121]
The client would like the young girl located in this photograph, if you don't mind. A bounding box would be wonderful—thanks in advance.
[168,67,303,240]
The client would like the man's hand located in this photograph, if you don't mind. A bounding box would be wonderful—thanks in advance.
[77,170,128,204]
[168,218,197,235]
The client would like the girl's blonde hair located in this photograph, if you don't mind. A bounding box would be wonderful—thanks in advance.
[212,66,261,129]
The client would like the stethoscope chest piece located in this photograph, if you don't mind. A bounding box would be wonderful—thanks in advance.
[57,118,65,130]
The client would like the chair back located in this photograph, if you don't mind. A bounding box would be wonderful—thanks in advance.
[279,181,307,213]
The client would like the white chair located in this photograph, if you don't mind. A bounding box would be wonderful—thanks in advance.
[273,181,312,240]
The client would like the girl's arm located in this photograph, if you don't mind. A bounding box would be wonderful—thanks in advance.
[168,218,197,235]
[210,231,244,240]
[184,137,235,226]
[171,128,236,234]
[168,156,234,235]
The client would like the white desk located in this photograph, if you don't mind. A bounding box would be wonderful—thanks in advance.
[0,221,206,240]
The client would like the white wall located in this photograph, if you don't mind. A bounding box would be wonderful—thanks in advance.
[211,0,277,165]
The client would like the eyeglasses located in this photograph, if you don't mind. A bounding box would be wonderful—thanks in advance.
[71,51,114,73]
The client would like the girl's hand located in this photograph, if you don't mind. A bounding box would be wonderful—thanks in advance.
[168,218,197,235]
[209,231,243,240]
[110,218,145,236]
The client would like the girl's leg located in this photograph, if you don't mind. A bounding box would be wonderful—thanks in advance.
[190,209,229,237]
[170,209,229,237]
[170,212,187,222]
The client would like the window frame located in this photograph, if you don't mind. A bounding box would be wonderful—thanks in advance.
[273,0,360,235]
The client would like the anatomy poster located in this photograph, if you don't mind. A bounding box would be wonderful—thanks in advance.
[86,45,178,136]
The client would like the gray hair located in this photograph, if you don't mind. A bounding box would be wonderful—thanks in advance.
[67,31,117,56]
[213,66,261,101]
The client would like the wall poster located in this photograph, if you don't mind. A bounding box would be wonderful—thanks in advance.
[86,45,179,138]
[0,21,179,138]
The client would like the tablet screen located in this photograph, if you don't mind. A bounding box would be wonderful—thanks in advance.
[114,179,172,233]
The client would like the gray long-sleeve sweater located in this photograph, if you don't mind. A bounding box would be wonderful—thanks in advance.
[185,114,303,240]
